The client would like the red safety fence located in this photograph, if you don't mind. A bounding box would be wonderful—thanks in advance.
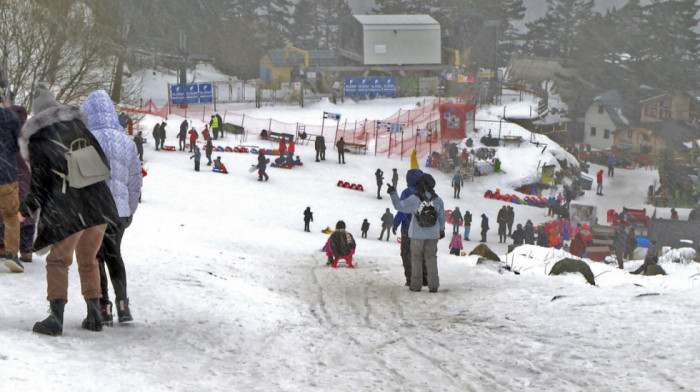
[122,97,468,159]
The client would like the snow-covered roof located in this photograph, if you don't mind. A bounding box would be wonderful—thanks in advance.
[354,14,438,27]
[592,90,631,128]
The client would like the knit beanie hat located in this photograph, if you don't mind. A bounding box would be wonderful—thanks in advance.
[416,173,436,193]
[32,83,60,114]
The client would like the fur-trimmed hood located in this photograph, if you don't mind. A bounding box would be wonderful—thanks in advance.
[19,105,85,161]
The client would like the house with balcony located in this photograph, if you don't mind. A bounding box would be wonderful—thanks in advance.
[640,92,700,125]
[613,120,700,155]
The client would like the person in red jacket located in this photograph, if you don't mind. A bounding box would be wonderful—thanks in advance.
[286,138,295,166]
[278,138,287,158]
[188,127,198,152]
[596,169,604,195]
[201,124,210,141]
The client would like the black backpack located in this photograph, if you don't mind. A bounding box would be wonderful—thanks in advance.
[414,192,438,227]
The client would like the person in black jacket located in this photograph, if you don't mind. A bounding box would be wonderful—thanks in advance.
[0,101,22,272]
[133,131,144,162]
[375,168,384,199]
[361,218,369,238]
[205,137,213,166]
[480,214,489,242]
[336,137,345,164]
[524,219,535,245]
[315,135,326,161]
[152,123,161,150]
[463,210,472,240]
[257,150,269,181]
[303,207,313,232]
[497,206,508,243]
[536,226,549,247]
[327,220,356,265]
[506,206,515,236]
[630,240,659,275]
[511,224,525,245]
[18,84,119,336]
[178,120,188,151]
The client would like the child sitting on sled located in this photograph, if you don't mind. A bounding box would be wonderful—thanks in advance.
[324,220,356,265]
[213,156,228,174]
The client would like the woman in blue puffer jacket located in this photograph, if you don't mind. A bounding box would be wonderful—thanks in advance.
[81,90,143,325]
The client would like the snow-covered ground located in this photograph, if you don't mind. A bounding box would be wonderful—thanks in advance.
[2,94,699,391]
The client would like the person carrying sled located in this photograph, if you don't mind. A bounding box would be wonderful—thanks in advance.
[257,150,269,181]
[303,207,313,232]
[379,208,393,241]
[326,220,356,265]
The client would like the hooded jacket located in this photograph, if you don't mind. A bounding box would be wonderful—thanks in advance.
[80,90,142,218]
[0,107,20,185]
[18,104,118,250]
[390,174,445,240]
[392,168,423,234]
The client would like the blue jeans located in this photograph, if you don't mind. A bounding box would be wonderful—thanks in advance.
[463,226,471,240]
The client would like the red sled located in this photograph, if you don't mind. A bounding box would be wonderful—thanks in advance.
[225,146,233,152]
[163,146,176,151]
[332,255,354,269]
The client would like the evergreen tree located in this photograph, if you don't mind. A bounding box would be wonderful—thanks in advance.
[523,0,596,58]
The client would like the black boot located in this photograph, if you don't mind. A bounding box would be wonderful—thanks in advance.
[116,298,133,323]
[81,298,103,331]
[101,299,114,327]
[33,299,67,336]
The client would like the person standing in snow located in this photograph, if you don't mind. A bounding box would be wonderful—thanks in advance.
[391,168,398,190]
[379,208,393,241]
[336,137,345,164]
[286,137,295,166]
[450,207,463,234]
[361,218,370,238]
[215,113,224,138]
[506,206,515,236]
[596,169,604,195]
[463,210,472,241]
[375,168,384,199]
[278,137,286,158]
[209,115,219,140]
[81,90,142,324]
[205,137,213,166]
[449,233,463,255]
[0,97,22,272]
[152,123,161,151]
[201,124,210,141]
[536,226,549,247]
[524,219,535,245]
[452,170,463,199]
[569,232,587,258]
[497,206,508,243]
[315,135,326,162]
[480,214,490,242]
[303,207,313,232]
[607,154,616,177]
[190,146,201,171]
[388,173,445,293]
[188,127,198,152]
[133,131,144,162]
[178,120,188,151]
[257,150,269,181]
[20,84,118,335]
[392,153,427,287]
[614,227,628,269]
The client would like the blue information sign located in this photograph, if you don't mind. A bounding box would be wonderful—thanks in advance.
[358,78,370,95]
[383,77,396,97]
[171,84,186,105]
[370,78,383,96]
[198,83,213,103]
[344,78,357,97]
[186,84,199,104]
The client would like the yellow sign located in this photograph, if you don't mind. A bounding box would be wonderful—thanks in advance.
[542,165,555,183]
[478,71,495,78]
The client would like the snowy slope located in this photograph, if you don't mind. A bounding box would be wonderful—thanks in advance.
[1,97,699,392]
